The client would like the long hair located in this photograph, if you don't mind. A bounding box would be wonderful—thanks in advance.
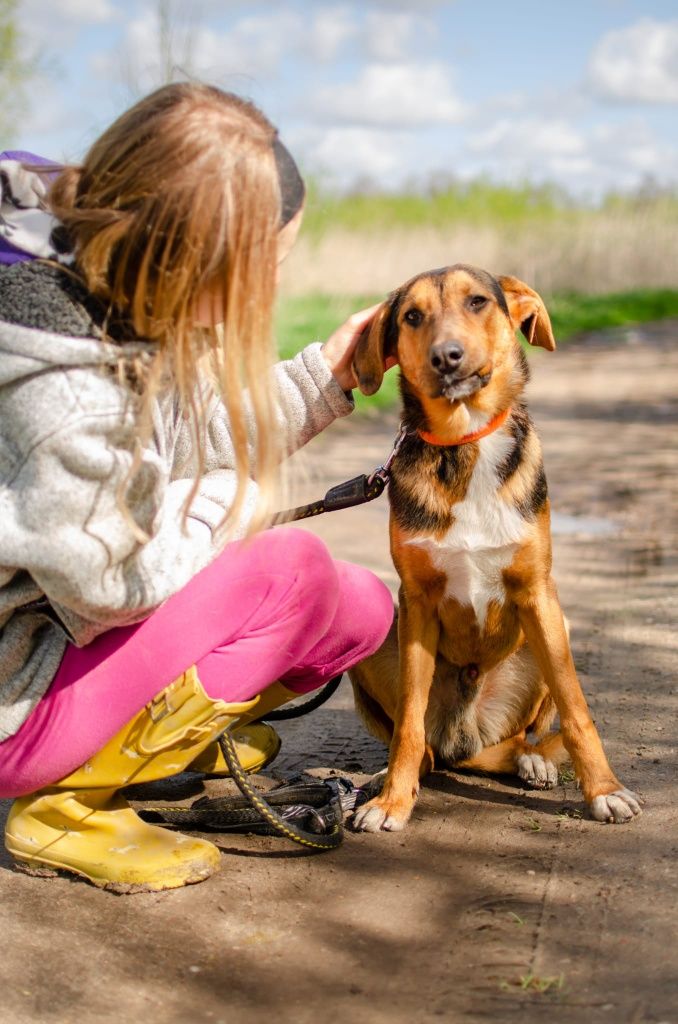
[48,82,283,538]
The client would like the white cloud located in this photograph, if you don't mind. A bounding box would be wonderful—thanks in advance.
[364,11,435,62]
[590,120,678,184]
[19,0,118,52]
[309,61,465,127]
[466,115,599,186]
[53,0,116,20]
[588,18,678,103]
[23,0,116,22]
[92,6,361,92]
[367,0,447,7]
[465,113,678,194]
[303,125,414,186]
[304,5,357,62]
[93,8,300,92]
[470,117,585,161]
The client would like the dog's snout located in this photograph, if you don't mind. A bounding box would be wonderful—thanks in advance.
[429,341,464,374]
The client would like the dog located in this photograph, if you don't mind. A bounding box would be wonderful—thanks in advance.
[348,265,642,831]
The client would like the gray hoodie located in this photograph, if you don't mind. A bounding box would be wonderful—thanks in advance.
[0,262,353,741]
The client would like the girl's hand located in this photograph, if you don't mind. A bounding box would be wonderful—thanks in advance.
[321,304,397,392]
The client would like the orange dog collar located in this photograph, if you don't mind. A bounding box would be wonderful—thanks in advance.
[418,406,512,447]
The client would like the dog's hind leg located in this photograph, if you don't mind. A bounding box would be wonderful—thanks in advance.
[348,613,399,738]
[456,734,529,774]
[456,730,567,790]
[351,679,394,747]
[515,731,568,789]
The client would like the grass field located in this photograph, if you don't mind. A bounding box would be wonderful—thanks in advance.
[280,182,678,298]
[301,179,678,236]
[276,288,678,410]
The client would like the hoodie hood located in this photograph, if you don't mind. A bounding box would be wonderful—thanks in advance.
[0,260,155,387]
[0,319,151,387]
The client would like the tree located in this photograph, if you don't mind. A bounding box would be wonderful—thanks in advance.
[0,0,33,142]
[122,0,199,96]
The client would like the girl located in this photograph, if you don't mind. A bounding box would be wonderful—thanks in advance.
[0,83,394,892]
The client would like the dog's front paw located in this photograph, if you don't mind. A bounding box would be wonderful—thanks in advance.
[352,795,412,833]
[517,752,558,789]
[589,788,644,824]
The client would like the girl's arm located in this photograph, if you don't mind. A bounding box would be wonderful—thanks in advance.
[177,306,383,476]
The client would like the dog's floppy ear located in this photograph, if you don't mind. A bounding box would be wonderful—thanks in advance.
[497,275,556,352]
[352,299,397,395]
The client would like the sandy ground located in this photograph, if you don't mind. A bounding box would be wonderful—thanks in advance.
[1,321,676,1024]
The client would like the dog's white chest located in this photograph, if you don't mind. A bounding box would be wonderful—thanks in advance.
[407,431,526,627]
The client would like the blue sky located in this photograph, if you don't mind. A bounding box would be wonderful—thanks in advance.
[11,0,678,196]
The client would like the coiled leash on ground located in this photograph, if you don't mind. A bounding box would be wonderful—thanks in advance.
[140,763,364,850]
[139,674,362,851]
[139,430,409,851]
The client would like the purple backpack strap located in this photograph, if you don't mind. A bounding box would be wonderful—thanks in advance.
[0,150,61,265]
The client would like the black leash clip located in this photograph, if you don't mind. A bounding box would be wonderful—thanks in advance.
[323,474,384,511]
[270,424,408,526]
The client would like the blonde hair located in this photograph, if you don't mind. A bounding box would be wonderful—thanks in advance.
[48,82,284,537]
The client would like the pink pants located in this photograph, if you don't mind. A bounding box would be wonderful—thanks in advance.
[0,529,393,798]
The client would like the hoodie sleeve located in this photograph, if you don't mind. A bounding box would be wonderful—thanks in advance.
[271,343,355,450]
[172,343,354,476]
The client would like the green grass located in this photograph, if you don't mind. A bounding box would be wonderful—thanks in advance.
[276,288,678,412]
[301,178,678,237]
[548,289,678,338]
[301,179,571,236]
[500,972,566,995]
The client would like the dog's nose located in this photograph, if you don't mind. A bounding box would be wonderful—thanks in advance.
[429,341,464,374]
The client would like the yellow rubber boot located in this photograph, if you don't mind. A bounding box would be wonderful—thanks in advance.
[5,668,260,893]
[186,681,300,776]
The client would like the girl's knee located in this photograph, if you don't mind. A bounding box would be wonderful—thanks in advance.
[217,527,336,596]
[267,529,338,601]
[237,527,335,579]
[336,562,395,656]
[241,528,340,635]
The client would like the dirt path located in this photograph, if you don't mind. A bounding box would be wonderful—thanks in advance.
[1,322,676,1024]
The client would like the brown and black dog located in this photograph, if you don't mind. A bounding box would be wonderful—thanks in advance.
[349,265,642,832]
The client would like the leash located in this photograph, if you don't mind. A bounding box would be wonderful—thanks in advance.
[268,408,510,527]
[138,673,381,851]
[270,423,409,526]
[136,675,349,850]
[139,761,383,846]
[141,772,359,839]
[264,671,343,721]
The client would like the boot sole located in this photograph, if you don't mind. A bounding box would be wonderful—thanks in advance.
[11,853,218,894]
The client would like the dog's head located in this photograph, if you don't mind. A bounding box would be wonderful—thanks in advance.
[353,265,555,400]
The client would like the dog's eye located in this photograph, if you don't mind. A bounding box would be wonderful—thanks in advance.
[404,308,424,327]
[468,295,488,311]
